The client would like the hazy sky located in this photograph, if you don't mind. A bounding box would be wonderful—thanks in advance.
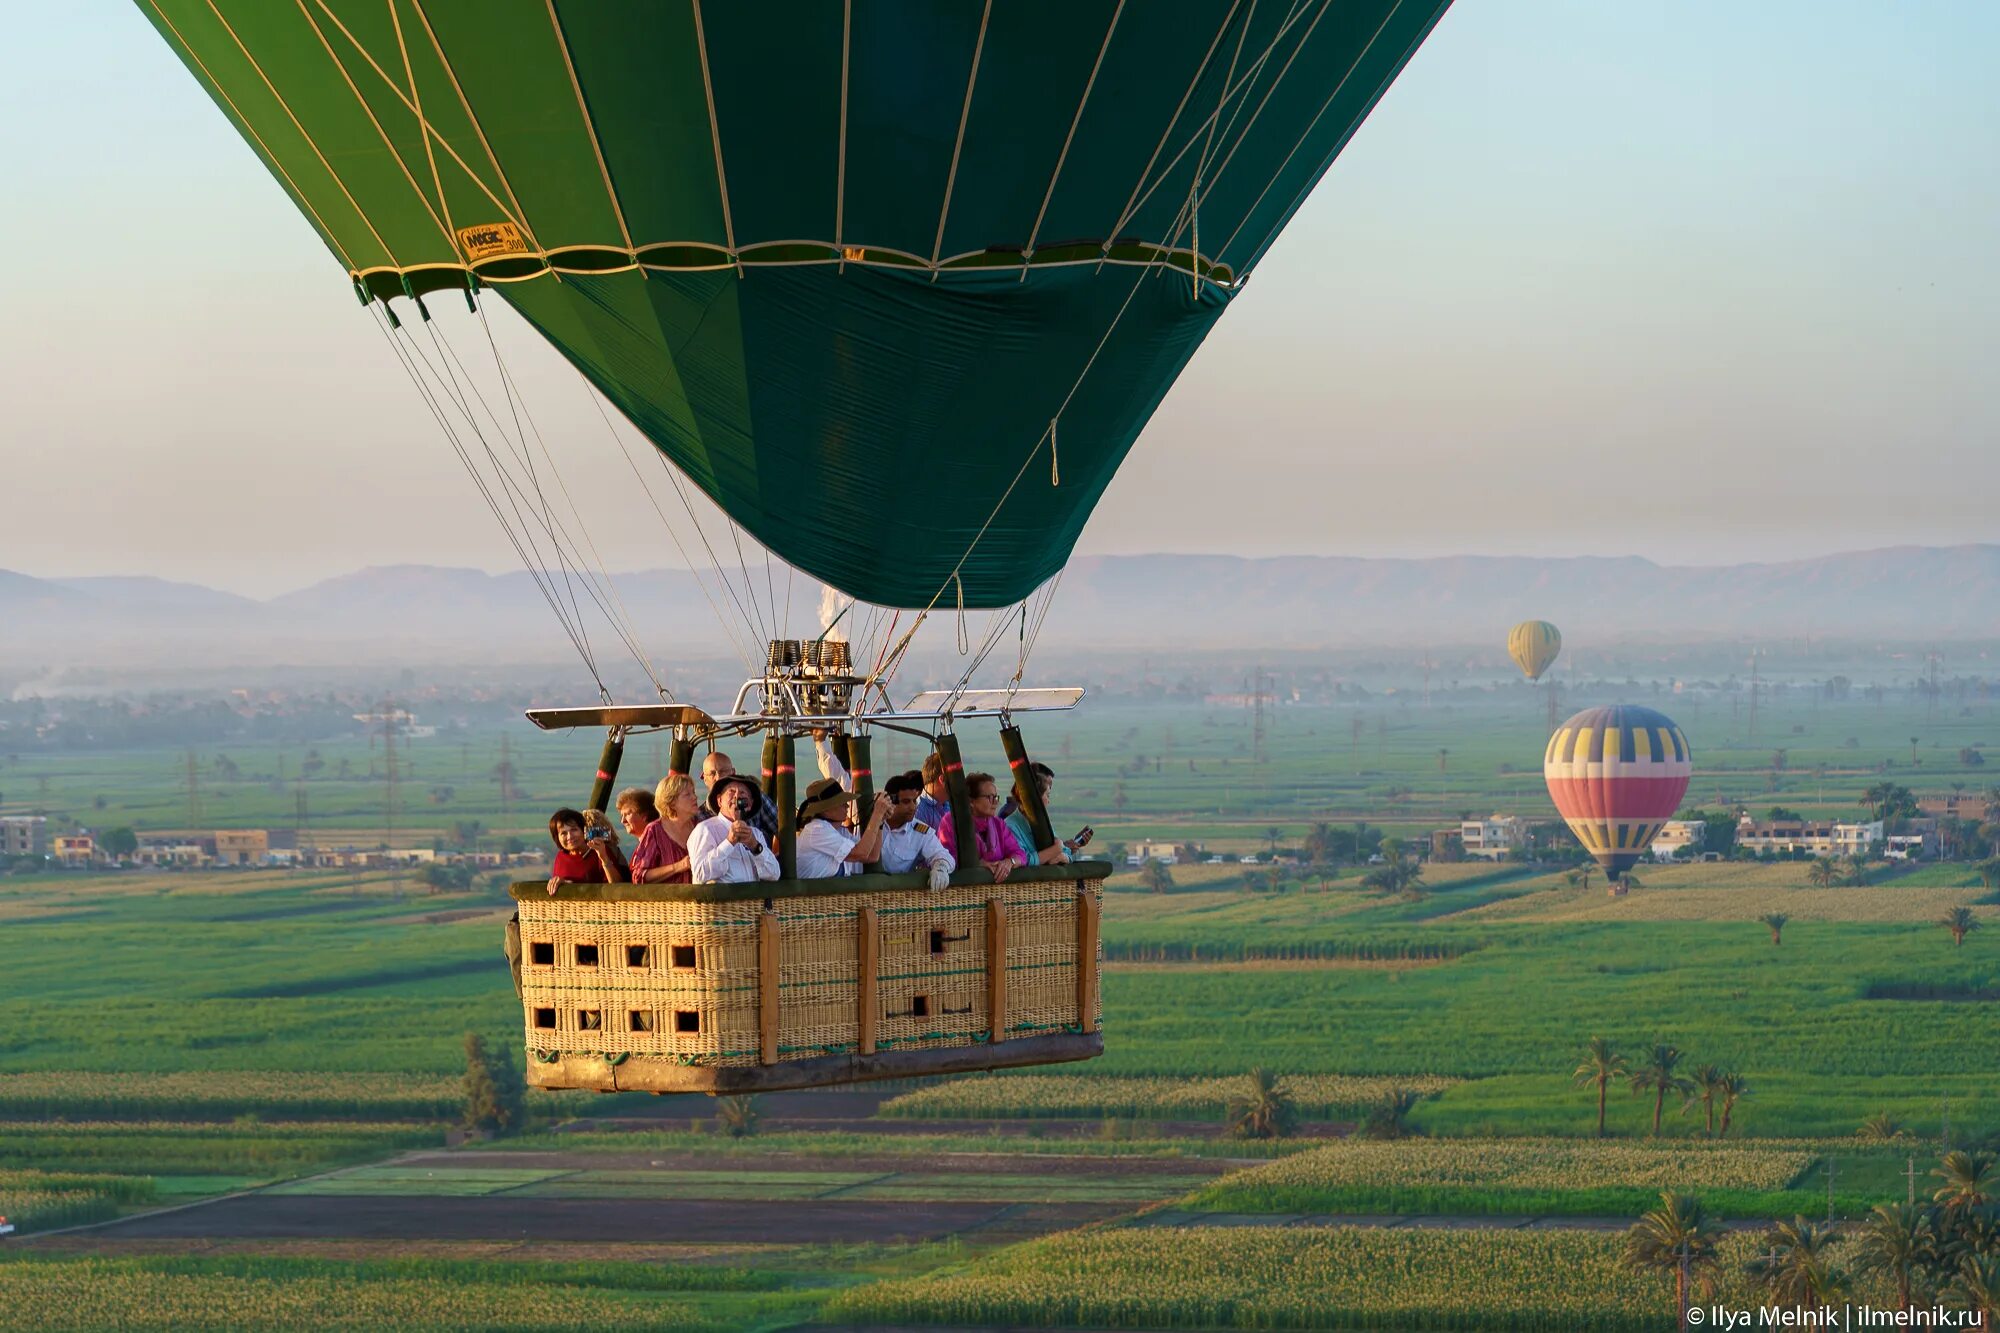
[2,2,1995,597]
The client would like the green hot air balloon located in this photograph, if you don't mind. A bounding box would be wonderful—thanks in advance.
[1508,620,1562,682]
[135,0,1450,609]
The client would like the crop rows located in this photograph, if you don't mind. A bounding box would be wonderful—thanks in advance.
[1208,1138,1811,1194]
[881,1074,1458,1122]
[0,1260,733,1332]
[824,1226,1884,1331]
[0,1071,460,1121]
[0,1120,438,1177]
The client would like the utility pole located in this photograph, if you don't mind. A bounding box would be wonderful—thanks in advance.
[182,751,203,830]
[381,702,400,901]
[1906,1157,1918,1206]
[1825,1158,1836,1223]
[1251,667,1269,768]
[1747,649,1763,741]
[496,734,514,847]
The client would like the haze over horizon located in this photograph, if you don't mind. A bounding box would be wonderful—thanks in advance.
[3,2,1996,597]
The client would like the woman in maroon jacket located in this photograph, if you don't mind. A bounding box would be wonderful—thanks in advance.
[544,807,624,894]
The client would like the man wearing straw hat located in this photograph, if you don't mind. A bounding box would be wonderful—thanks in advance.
[688,774,781,884]
[793,777,891,879]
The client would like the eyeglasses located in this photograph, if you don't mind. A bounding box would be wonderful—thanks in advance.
[972,789,999,802]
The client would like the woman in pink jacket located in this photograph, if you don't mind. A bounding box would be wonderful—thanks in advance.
[938,771,1028,882]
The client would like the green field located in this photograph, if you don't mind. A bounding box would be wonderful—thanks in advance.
[3,690,1996,1329]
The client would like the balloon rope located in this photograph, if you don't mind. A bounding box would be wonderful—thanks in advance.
[367,306,608,698]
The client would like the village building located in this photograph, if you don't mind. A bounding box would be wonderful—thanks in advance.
[1458,815,1525,860]
[1,815,48,858]
[1650,820,1708,862]
[1734,816,1883,857]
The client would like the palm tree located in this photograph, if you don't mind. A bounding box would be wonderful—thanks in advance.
[1436,747,1449,775]
[1565,865,1595,893]
[1361,1088,1421,1140]
[713,1094,760,1138]
[1976,856,2000,891]
[1746,1216,1846,1310]
[1932,1151,1996,1212]
[1624,1192,1722,1324]
[1856,1112,1907,1143]
[1717,1073,1750,1138]
[1805,857,1837,887]
[1853,1202,1935,1312]
[1225,1068,1297,1140]
[1263,826,1283,856]
[1688,1065,1728,1138]
[1573,1037,1627,1138]
[1628,1044,1693,1137]
[1949,1256,2000,1329]
[1759,912,1790,946]
[1940,907,1979,949]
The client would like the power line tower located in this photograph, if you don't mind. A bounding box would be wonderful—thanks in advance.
[381,702,401,899]
[495,733,515,844]
[1250,667,1270,767]
[182,750,204,829]
[1746,649,1763,741]
[1926,647,1943,725]
[294,779,313,861]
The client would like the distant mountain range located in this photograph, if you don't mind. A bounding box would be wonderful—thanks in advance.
[1,545,1994,669]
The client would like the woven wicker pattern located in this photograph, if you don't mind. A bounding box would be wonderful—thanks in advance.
[517,878,1102,1070]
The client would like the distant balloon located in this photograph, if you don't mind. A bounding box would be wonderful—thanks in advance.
[1543,705,1692,881]
[1508,621,1563,682]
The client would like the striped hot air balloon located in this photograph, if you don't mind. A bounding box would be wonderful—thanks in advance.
[1507,621,1562,681]
[1543,705,1692,880]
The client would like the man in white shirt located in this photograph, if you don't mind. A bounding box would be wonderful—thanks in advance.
[792,777,890,879]
[688,775,780,884]
[877,770,955,890]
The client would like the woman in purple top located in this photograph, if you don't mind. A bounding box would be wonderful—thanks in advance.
[938,771,1027,882]
[629,775,698,885]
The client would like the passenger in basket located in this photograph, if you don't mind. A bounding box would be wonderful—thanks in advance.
[630,775,698,885]
[687,774,780,883]
[1003,762,1094,866]
[545,806,621,894]
[699,749,780,843]
[938,772,1028,882]
[914,751,952,830]
[878,770,955,889]
[793,778,891,878]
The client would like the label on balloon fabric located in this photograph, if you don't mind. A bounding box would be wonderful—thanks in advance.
[458,221,528,260]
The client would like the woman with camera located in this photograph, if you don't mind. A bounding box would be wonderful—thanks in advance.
[544,806,627,894]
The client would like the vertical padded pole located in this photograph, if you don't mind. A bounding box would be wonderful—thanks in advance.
[587,730,624,813]
[666,735,696,780]
[759,734,778,804]
[999,725,1056,855]
[774,733,797,881]
[758,908,780,1065]
[1076,887,1100,1034]
[986,897,1008,1044]
[857,905,878,1056]
[845,734,878,872]
[935,733,977,878]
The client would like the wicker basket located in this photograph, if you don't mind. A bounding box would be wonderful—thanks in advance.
[509,861,1105,1093]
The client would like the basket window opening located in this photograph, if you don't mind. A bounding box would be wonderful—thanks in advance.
[529,941,554,966]
[578,1009,602,1031]
[575,943,599,967]
[674,1010,700,1033]
[911,993,930,1018]
[531,1007,556,1029]
[629,1009,654,1033]
[929,929,968,955]
[670,944,697,969]
[626,943,651,968]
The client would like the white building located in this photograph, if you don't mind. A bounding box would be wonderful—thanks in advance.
[1735,817,1883,858]
[1129,840,1179,865]
[1650,820,1708,862]
[1459,815,1524,860]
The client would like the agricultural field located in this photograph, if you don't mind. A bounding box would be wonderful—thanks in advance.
[2,687,1997,1328]
[823,1225,1904,1331]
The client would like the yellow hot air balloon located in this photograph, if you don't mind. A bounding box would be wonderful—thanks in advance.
[1508,621,1563,682]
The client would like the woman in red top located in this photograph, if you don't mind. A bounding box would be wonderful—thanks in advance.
[545,807,622,894]
[630,775,699,884]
